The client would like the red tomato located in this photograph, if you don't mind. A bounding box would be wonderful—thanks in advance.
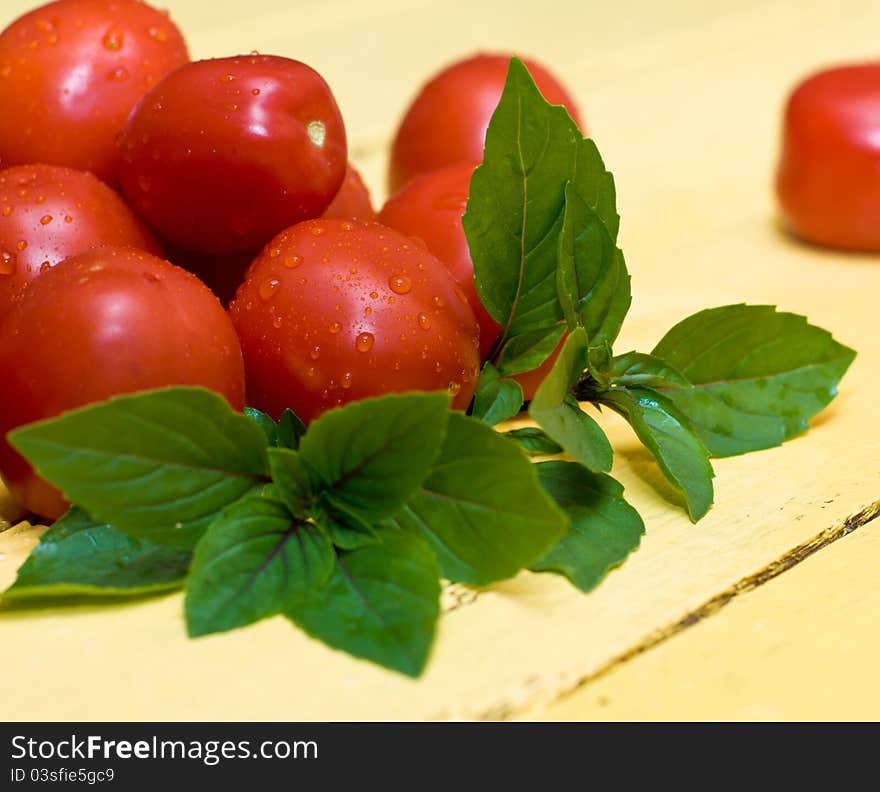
[0,164,161,321]
[323,163,377,221]
[166,244,256,307]
[377,161,563,400]
[378,162,498,359]
[118,55,347,255]
[389,53,583,194]
[0,246,245,519]
[0,0,188,184]
[513,336,565,402]
[778,63,880,250]
[230,219,480,423]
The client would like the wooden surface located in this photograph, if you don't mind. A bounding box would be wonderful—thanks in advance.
[1,0,879,721]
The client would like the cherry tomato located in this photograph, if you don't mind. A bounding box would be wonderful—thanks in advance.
[512,335,565,401]
[0,0,189,184]
[389,53,583,194]
[378,162,498,359]
[230,219,480,423]
[0,246,245,519]
[0,163,161,321]
[118,55,347,255]
[377,161,563,399]
[323,163,377,221]
[777,63,880,250]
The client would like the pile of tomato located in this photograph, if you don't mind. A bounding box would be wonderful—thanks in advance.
[0,0,583,520]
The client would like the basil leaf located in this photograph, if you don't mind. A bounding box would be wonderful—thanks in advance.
[472,364,523,425]
[504,427,564,456]
[9,387,270,549]
[277,408,307,450]
[531,462,644,592]
[185,496,334,637]
[530,328,613,472]
[267,447,317,516]
[313,494,380,550]
[496,324,566,377]
[651,305,857,457]
[600,386,714,521]
[297,392,449,523]
[389,412,568,586]
[3,507,190,601]
[463,57,618,357]
[287,527,440,678]
[245,407,277,446]
[609,351,690,390]
[557,183,631,347]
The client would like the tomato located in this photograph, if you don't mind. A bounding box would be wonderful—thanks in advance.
[389,53,583,194]
[777,64,880,250]
[512,335,565,401]
[0,0,188,184]
[377,161,562,399]
[118,55,347,255]
[229,219,480,423]
[0,163,161,321]
[0,246,245,519]
[323,163,377,221]
[378,162,498,358]
[166,244,256,307]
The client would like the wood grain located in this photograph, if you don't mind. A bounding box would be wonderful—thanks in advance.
[1,0,879,720]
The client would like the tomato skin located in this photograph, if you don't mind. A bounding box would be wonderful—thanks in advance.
[323,163,377,221]
[778,63,880,250]
[229,219,480,423]
[118,55,348,255]
[0,164,161,321]
[378,162,499,359]
[0,246,245,519]
[0,0,189,184]
[389,53,583,194]
[166,244,256,307]
[513,336,565,402]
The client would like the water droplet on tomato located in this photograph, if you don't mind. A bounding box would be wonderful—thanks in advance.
[309,345,321,360]
[432,296,445,308]
[0,252,16,275]
[251,88,261,96]
[39,214,52,225]
[434,361,443,374]
[306,120,326,148]
[364,306,372,317]
[226,103,239,112]
[1,205,12,217]
[269,246,281,258]
[272,315,283,329]
[259,278,280,301]
[16,240,27,252]
[64,215,73,223]
[46,34,58,46]
[311,226,323,237]
[283,254,302,268]
[306,366,317,378]
[356,332,374,353]
[148,26,168,43]
[328,321,342,334]
[389,274,412,294]
[418,313,431,331]
[448,381,462,396]
[102,28,123,50]
[221,73,235,82]
[341,221,353,232]
[110,66,129,81]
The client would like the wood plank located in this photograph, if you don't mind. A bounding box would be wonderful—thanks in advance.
[1,0,879,720]
[534,506,880,721]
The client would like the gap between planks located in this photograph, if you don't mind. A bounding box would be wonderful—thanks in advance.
[469,497,880,721]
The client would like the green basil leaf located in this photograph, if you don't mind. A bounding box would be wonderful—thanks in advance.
[600,386,714,521]
[313,494,380,550]
[496,324,567,377]
[504,427,564,456]
[530,329,613,472]
[609,351,690,390]
[3,507,190,601]
[267,447,317,516]
[296,392,449,523]
[277,408,307,450]
[245,407,278,446]
[557,183,631,347]
[531,462,644,592]
[185,496,334,637]
[472,364,523,425]
[9,387,270,549]
[651,305,857,457]
[287,527,440,678]
[463,57,618,356]
[389,412,568,586]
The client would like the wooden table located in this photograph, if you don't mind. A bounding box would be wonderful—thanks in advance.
[1,0,878,721]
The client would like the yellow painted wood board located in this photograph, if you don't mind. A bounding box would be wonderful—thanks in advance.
[0,0,879,720]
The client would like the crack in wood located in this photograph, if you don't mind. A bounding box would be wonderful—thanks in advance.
[471,498,880,721]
